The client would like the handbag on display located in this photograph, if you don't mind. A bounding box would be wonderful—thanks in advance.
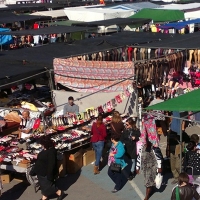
[155,173,163,189]
[110,162,121,173]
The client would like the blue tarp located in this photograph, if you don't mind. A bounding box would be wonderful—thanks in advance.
[159,18,200,30]
[0,28,13,45]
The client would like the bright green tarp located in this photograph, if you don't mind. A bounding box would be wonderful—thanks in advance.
[146,89,200,111]
[130,9,185,22]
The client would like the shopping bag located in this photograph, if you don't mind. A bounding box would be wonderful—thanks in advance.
[155,173,163,189]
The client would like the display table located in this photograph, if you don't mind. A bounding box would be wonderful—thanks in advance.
[0,164,27,173]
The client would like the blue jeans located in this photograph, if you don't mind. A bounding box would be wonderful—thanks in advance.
[92,141,104,166]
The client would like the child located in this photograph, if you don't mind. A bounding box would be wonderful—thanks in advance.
[190,134,200,150]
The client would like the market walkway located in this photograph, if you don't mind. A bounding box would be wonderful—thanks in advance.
[2,125,200,200]
[0,135,173,200]
[1,165,174,200]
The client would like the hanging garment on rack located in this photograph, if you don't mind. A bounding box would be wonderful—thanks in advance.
[128,47,133,61]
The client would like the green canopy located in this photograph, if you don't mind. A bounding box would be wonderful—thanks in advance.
[146,89,200,111]
[130,9,185,22]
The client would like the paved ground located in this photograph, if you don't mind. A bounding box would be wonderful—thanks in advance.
[1,126,200,200]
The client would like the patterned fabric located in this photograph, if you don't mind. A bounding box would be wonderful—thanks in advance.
[53,58,134,92]
[108,146,117,167]
[136,145,163,187]
[141,146,157,187]
[140,114,159,146]
[150,110,165,121]
[188,153,200,172]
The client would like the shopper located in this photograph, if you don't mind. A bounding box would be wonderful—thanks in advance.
[108,134,127,193]
[184,141,200,181]
[110,111,124,138]
[136,137,163,200]
[171,172,200,200]
[34,136,64,200]
[91,114,107,175]
[120,118,140,180]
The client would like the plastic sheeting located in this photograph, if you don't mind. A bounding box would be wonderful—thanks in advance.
[109,2,161,11]
[64,7,134,22]
[0,28,13,45]
[159,18,200,29]
[129,8,184,22]
[30,9,67,18]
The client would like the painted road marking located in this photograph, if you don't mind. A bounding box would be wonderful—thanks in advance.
[129,180,145,200]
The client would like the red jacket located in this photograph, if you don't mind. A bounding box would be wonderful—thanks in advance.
[91,122,107,143]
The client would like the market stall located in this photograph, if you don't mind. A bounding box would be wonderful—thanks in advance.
[145,88,200,171]
[0,80,135,185]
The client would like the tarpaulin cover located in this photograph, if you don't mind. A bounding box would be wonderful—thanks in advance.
[130,8,184,22]
[0,25,94,36]
[72,18,151,27]
[159,18,200,29]
[53,58,134,92]
[146,89,200,111]
[0,28,13,45]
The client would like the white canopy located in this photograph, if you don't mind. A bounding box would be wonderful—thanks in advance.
[155,3,200,20]
[155,3,200,10]
[110,2,161,11]
[31,9,67,18]
[64,7,134,22]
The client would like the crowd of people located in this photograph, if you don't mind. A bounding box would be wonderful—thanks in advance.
[1,91,200,200]
[88,91,200,200]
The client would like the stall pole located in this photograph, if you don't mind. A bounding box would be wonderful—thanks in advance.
[179,119,183,173]
[48,70,54,90]
[42,111,46,136]
[138,103,142,131]
[134,63,140,129]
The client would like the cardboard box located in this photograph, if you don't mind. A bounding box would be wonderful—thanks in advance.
[18,162,30,168]
[57,153,67,177]
[1,174,11,184]
[66,150,83,174]
[83,148,95,166]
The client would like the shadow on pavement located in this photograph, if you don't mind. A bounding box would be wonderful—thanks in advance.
[1,181,29,200]
[56,169,81,191]
[47,170,81,199]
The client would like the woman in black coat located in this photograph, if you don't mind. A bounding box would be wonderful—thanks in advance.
[34,136,64,200]
[120,118,140,180]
